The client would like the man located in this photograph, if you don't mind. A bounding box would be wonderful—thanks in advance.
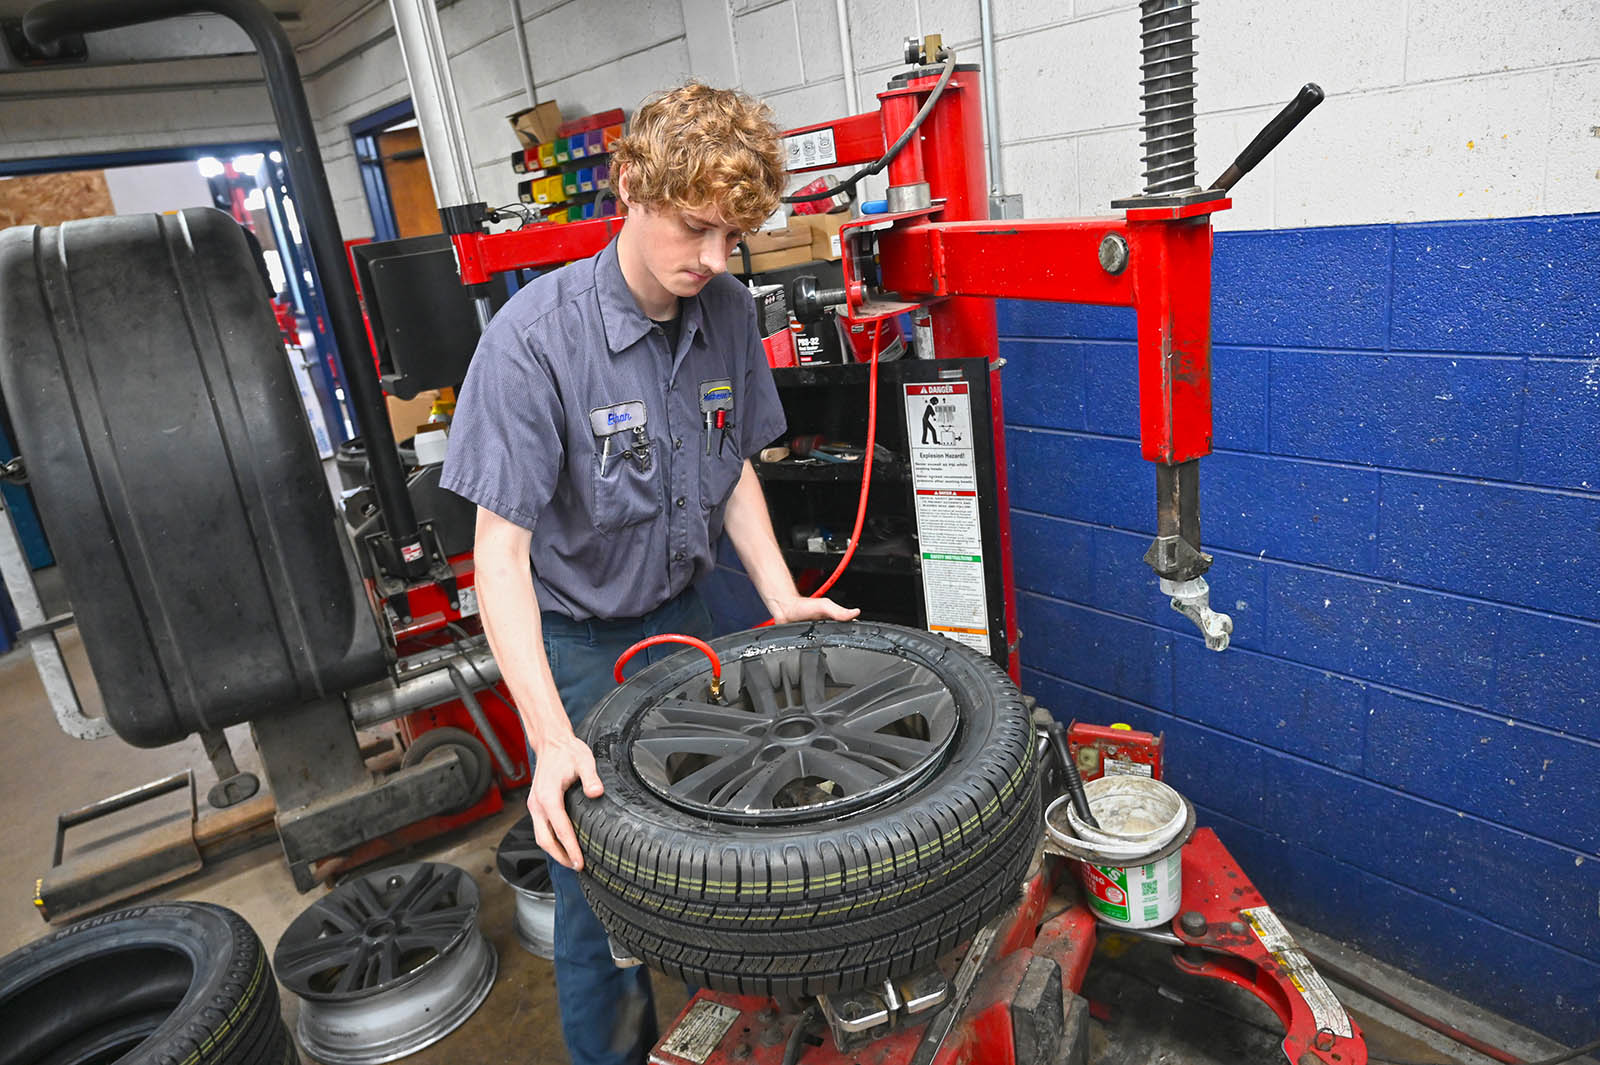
[441,82,856,1065]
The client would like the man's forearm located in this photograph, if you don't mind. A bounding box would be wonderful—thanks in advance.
[473,511,571,752]
[722,460,802,607]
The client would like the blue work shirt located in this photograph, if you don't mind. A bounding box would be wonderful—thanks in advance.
[441,239,786,621]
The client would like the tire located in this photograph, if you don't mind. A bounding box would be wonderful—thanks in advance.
[0,901,291,1065]
[402,725,493,814]
[569,621,1041,999]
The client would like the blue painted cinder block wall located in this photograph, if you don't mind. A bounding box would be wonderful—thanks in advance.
[1002,213,1600,1042]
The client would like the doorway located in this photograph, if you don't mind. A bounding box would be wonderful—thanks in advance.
[351,101,442,241]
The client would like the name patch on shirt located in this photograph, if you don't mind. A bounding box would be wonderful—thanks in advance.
[589,400,647,437]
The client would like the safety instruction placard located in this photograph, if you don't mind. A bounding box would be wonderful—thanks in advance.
[905,382,990,655]
[652,999,741,1064]
[783,126,838,170]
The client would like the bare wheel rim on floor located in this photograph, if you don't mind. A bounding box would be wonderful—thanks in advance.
[273,861,497,1065]
[496,815,557,959]
[628,644,960,824]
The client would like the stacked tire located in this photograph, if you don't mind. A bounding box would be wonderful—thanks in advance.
[570,621,1043,1000]
[0,902,293,1064]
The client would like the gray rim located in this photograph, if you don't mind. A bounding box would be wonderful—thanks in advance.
[274,862,496,1065]
[496,817,556,960]
[628,645,959,823]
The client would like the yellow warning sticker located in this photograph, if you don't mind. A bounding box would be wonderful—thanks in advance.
[1242,905,1354,1039]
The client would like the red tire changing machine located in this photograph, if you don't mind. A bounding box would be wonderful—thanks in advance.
[378,0,1361,1060]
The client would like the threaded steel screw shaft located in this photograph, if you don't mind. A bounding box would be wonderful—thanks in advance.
[1140,0,1198,195]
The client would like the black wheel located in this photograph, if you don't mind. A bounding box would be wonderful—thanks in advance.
[273,862,496,1065]
[570,621,1042,999]
[401,725,492,814]
[0,901,291,1065]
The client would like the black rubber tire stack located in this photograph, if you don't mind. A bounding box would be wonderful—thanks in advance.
[0,902,293,1065]
[570,621,1042,1000]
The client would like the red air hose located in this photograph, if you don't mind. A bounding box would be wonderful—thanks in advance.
[756,317,884,627]
[612,634,724,698]
[613,319,885,682]
[811,318,884,599]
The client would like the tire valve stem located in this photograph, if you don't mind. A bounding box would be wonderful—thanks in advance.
[709,675,724,701]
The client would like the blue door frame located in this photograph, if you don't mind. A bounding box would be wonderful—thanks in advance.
[349,99,416,244]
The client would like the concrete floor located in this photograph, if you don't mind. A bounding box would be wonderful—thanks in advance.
[0,627,1588,1065]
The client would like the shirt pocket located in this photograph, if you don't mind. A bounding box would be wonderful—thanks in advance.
[699,448,744,513]
[592,439,663,534]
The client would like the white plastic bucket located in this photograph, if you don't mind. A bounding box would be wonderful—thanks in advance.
[1061,775,1188,929]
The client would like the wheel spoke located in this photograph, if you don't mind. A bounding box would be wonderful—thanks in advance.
[393,930,452,958]
[815,664,925,720]
[832,682,952,734]
[374,936,402,985]
[334,940,373,994]
[799,747,896,793]
[499,840,544,867]
[829,724,936,765]
[346,876,386,919]
[650,698,766,732]
[668,746,767,803]
[275,933,363,986]
[798,649,829,710]
[739,658,781,719]
[635,733,754,758]
[396,865,457,917]
[404,905,475,937]
[720,750,802,809]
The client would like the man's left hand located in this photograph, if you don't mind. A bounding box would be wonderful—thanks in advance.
[766,595,860,624]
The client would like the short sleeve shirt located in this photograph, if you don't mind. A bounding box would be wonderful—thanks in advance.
[440,239,787,621]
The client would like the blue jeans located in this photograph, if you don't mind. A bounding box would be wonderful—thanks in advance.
[539,586,715,1065]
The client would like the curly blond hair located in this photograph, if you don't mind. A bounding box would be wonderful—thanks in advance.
[612,82,786,232]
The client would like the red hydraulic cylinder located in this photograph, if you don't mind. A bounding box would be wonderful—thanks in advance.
[888,65,1020,683]
[879,84,928,190]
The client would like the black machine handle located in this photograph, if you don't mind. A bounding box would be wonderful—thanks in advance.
[52,770,195,866]
[23,0,426,574]
[1210,82,1324,193]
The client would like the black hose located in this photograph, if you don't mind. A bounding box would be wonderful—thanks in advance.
[445,665,518,781]
[781,1002,820,1065]
[1048,721,1100,831]
[781,50,958,205]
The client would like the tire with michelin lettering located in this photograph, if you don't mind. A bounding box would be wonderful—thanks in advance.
[0,901,292,1064]
[569,621,1042,999]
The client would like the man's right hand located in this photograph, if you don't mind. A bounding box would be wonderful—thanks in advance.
[528,731,605,870]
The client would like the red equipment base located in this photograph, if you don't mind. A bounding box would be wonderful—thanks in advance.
[649,830,1366,1065]
[312,556,532,882]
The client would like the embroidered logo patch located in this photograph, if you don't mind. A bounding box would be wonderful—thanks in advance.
[699,379,734,412]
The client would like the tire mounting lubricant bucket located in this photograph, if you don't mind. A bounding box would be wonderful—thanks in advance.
[1046,775,1193,929]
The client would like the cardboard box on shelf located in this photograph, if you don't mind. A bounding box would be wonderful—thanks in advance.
[387,390,440,445]
[798,211,847,260]
[508,101,563,149]
[743,222,809,256]
[747,245,816,272]
[743,222,816,272]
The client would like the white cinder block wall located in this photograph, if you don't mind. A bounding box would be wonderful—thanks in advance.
[1,2,1595,233]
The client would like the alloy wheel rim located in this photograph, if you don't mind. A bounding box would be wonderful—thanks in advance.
[274,862,496,1065]
[628,645,959,824]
